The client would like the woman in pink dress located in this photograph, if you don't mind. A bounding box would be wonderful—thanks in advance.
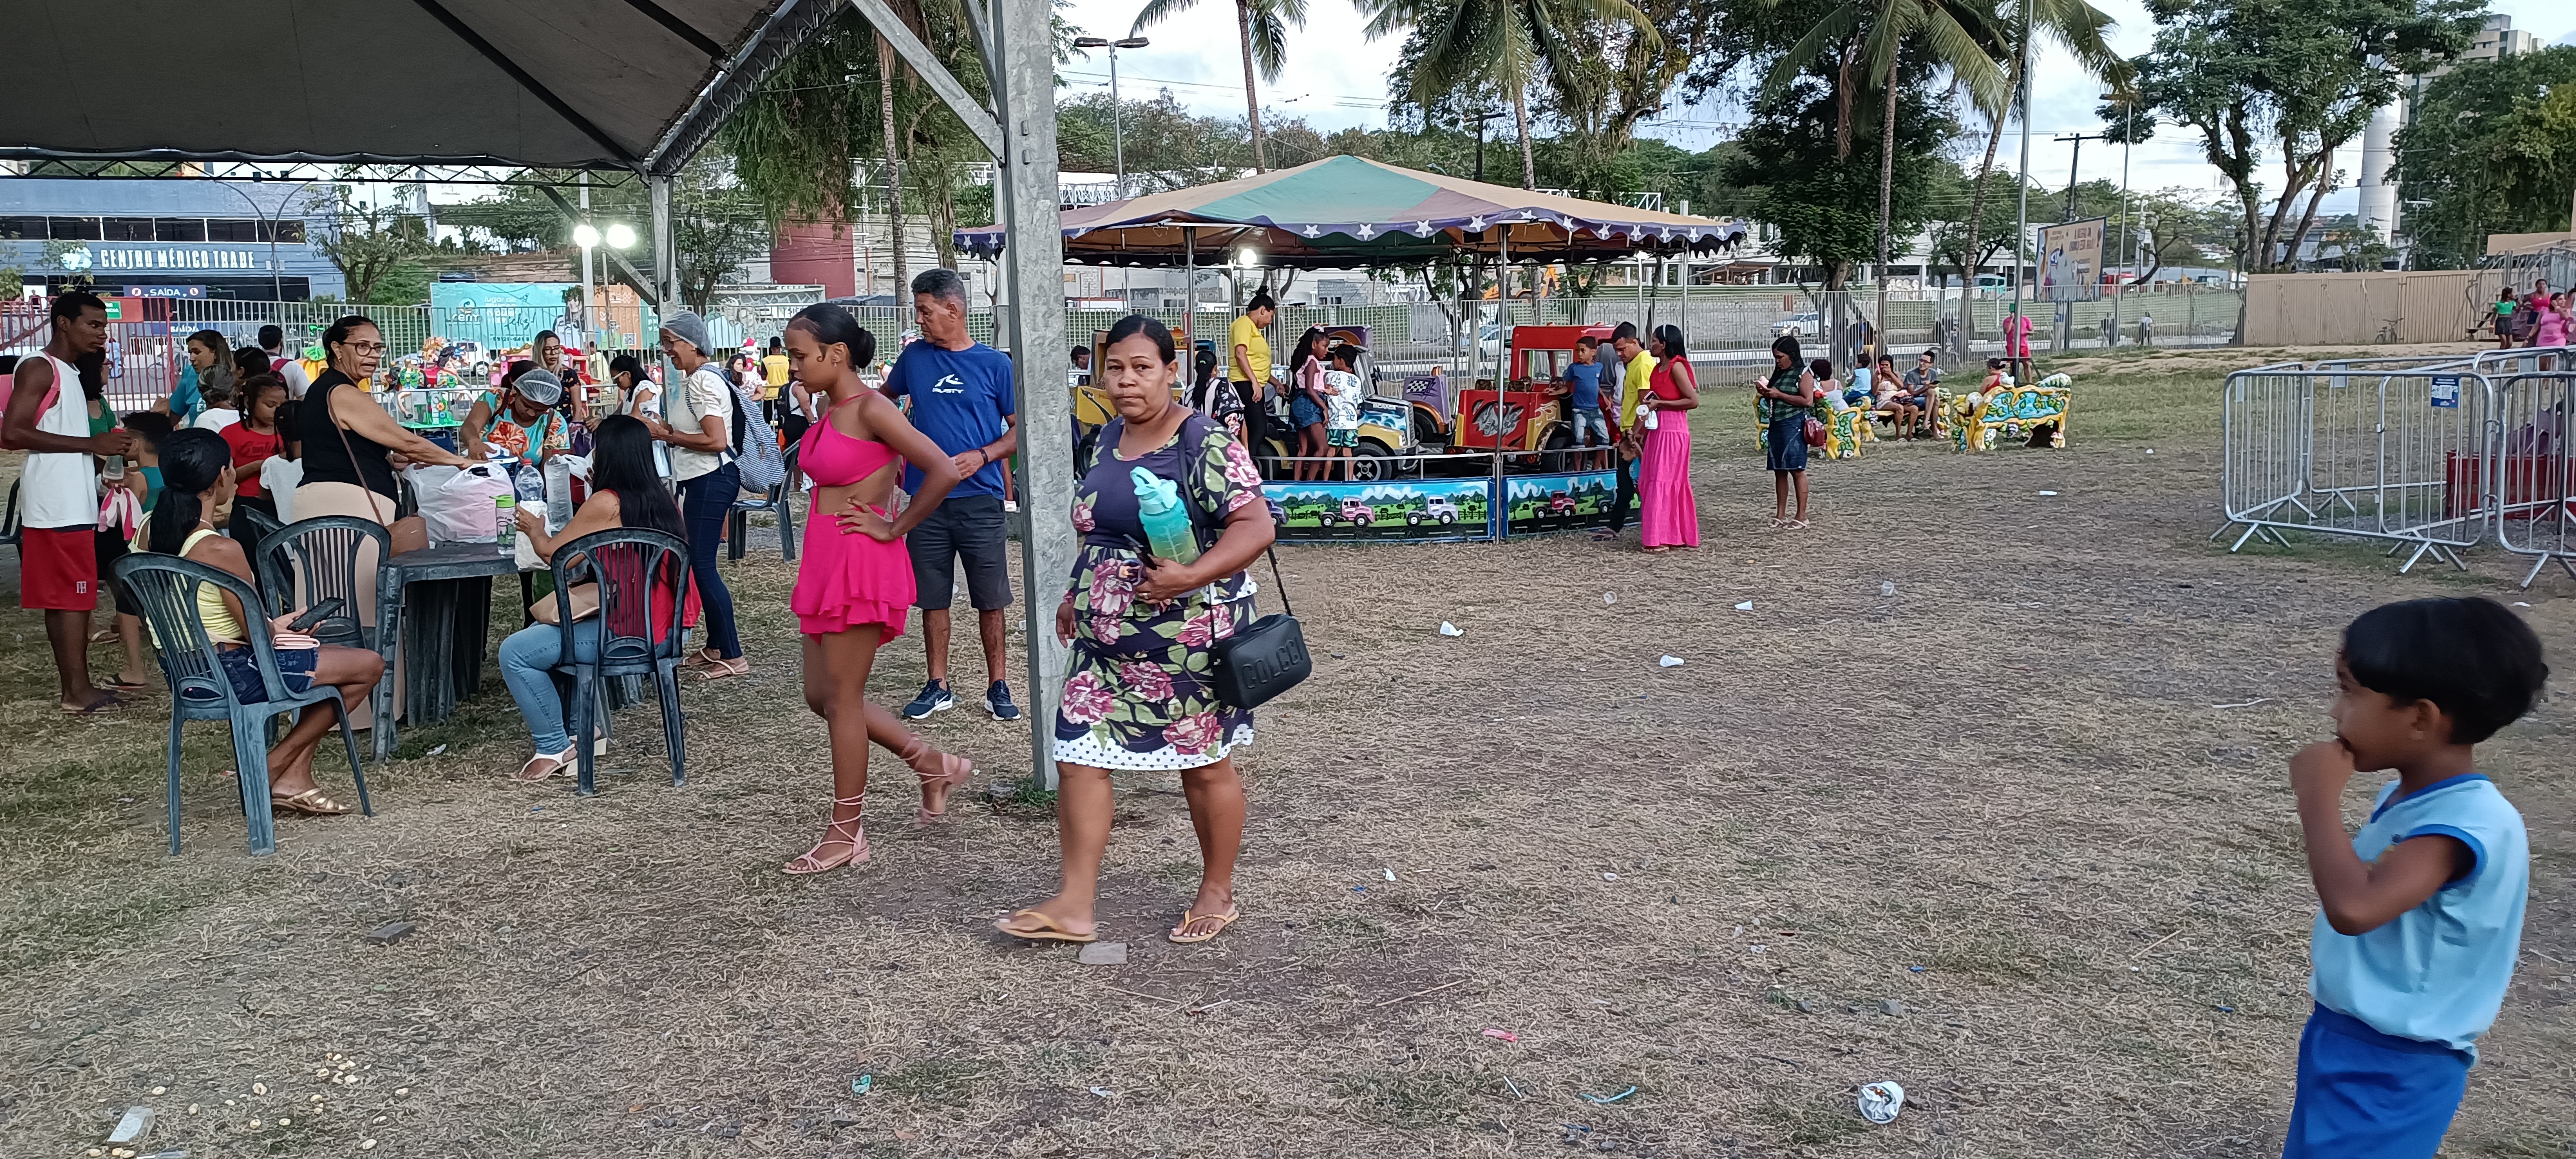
[1637,324,1702,552]
[781,303,973,875]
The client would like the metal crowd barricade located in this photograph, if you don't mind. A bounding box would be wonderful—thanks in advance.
[2217,361,2497,572]
[2488,368,2576,587]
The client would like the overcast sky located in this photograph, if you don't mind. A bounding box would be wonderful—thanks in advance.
[1058,0,2576,216]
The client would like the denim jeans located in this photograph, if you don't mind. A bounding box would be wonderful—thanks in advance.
[498,619,601,753]
[677,462,743,659]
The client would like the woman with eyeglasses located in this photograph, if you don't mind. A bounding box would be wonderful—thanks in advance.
[290,315,470,719]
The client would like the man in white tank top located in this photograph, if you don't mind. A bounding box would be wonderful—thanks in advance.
[4,292,137,713]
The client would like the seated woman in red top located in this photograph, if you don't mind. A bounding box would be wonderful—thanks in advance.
[784,302,970,875]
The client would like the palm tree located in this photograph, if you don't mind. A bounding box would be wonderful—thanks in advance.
[1768,0,2008,364]
[1953,0,2129,353]
[1133,0,1309,171]
[1360,0,1653,189]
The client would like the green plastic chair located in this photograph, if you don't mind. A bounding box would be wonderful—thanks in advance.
[115,553,372,856]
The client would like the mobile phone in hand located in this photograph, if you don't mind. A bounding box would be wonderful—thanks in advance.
[287,596,348,634]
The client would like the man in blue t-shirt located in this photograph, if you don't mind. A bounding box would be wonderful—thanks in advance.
[883,268,1023,721]
[1560,335,1609,469]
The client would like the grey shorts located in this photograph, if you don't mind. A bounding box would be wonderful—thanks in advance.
[907,493,1013,611]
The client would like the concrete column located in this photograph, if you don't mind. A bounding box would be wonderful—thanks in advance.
[990,0,1072,787]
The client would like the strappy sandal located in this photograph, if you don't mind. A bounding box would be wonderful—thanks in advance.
[697,655,750,681]
[1785,519,1811,530]
[515,742,578,782]
[996,909,1097,943]
[270,788,352,816]
[1167,905,1240,945]
[783,795,870,874]
[907,746,972,825]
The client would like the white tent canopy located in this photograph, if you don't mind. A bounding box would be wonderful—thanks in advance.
[0,0,834,174]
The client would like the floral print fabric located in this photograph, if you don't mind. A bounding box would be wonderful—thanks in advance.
[1055,412,1265,769]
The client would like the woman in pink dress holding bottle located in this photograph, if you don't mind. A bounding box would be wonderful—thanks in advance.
[1636,324,1701,552]
[780,303,973,875]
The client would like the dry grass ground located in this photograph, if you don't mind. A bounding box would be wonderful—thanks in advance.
[2,359,2570,1158]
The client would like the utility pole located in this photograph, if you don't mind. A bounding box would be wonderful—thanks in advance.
[2103,93,2136,346]
[2050,131,2108,351]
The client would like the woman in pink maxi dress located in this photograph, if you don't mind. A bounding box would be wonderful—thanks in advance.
[1638,324,1701,552]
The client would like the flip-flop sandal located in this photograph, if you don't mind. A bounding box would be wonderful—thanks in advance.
[61,692,126,716]
[697,657,750,681]
[270,788,352,816]
[110,675,154,692]
[1167,905,1240,945]
[996,909,1097,944]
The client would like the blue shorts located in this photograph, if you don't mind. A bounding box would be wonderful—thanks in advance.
[2284,1004,2469,1159]
[1290,395,1325,429]
[193,645,319,704]
[1765,417,1810,472]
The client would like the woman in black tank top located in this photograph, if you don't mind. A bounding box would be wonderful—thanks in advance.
[293,317,469,505]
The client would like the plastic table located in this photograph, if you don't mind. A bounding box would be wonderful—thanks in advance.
[373,541,526,757]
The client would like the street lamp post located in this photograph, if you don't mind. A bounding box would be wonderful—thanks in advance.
[216,179,316,301]
[1072,36,1151,200]
[572,221,637,352]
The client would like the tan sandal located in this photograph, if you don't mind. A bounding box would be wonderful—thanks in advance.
[1167,905,1240,945]
[997,909,1097,943]
[783,795,869,874]
[697,655,750,681]
[270,788,352,816]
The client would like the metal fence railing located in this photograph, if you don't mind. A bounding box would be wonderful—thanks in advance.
[2215,347,2576,583]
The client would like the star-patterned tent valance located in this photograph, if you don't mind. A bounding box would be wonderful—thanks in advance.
[956,155,1748,269]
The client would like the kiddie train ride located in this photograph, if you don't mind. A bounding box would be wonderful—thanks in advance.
[1069,322,1628,544]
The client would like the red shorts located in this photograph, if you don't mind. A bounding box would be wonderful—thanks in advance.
[19,525,99,611]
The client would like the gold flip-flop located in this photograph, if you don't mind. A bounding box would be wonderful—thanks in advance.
[1167,905,1240,945]
[269,788,352,816]
[996,909,1097,944]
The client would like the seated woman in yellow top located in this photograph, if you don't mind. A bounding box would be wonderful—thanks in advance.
[144,428,387,816]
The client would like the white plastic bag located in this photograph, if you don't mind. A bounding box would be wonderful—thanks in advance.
[413,463,515,545]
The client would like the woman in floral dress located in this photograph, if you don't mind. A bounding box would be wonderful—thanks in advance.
[998,315,1276,947]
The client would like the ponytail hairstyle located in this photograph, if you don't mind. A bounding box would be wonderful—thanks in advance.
[786,303,876,372]
[145,428,233,556]
[1651,324,1687,361]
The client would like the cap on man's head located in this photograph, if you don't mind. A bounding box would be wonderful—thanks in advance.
[661,310,713,357]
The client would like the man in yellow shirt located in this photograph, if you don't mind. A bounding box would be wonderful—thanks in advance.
[1227,293,1277,464]
[1607,323,1654,536]
[761,337,791,402]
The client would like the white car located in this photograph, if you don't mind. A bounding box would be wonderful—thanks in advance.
[1772,312,1820,338]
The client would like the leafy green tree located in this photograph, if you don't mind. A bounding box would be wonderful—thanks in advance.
[2116,0,2481,283]
[314,189,434,306]
[1721,66,1955,294]
[1360,0,1653,189]
[2394,46,2576,269]
[1766,0,2006,353]
[1132,0,1309,172]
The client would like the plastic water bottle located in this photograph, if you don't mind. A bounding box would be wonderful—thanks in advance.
[1130,467,1201,566]
[494,493,516,546]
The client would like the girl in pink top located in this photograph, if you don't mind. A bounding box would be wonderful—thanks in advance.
[2536,292,2570,368]
[781,303,971,876]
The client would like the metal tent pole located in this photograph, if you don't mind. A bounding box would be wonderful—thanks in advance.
[650,173,675,391]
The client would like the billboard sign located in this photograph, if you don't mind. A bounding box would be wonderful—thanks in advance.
[2037,217,2107,303]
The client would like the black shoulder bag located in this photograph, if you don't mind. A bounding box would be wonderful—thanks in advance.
[1141,414,1311,709]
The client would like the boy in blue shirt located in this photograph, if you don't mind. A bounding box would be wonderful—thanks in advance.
[1559,336,1609,471]
[2286,596,2547,1158]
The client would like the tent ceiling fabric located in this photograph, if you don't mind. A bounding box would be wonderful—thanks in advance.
[0,0,789,171]
[956,155,1752,269]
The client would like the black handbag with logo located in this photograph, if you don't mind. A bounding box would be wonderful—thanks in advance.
[1209,543,1309,709]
